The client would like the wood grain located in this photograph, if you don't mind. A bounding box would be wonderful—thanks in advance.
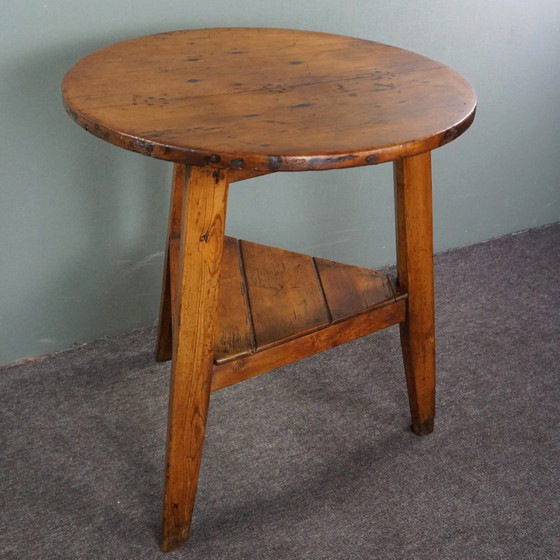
[314,257,396,322]
[214,237,254,363]
[62,28,476,171]
[211,299,406,391]
[160,166,229,552]
[240,240,330,350]
[157,235,400,366]
[394,152,436,436]
[209,238,402,381]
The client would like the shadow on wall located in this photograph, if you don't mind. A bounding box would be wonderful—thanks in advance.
[1,37,172,365]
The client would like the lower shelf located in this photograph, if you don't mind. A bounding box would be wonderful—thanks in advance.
[219,237,406,389]
[170,236,406,390]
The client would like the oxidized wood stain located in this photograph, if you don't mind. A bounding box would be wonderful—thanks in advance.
[62,27,476,172]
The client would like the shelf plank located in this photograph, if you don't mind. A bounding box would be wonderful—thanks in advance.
[214,237,255,363]
[169,235,403,375]
[240,240,330,351]
[314,257,395,322]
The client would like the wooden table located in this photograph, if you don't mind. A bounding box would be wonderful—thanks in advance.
[62,27,476,552]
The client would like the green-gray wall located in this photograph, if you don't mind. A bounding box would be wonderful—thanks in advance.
[1,1,559,366]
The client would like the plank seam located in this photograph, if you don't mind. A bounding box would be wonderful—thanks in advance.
[312,256,334,325]
[238,239,258,355]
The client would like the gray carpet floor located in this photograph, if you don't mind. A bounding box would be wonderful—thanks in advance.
[1,223,559,560]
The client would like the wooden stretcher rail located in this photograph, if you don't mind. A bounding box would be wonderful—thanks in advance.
[211,298,406,391]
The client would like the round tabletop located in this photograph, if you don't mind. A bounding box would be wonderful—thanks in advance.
[62,27,476,172]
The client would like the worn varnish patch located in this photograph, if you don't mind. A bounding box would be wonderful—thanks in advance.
[62,28,476,171]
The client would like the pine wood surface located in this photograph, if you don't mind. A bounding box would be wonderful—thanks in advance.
[62,27,476,171]
[211,298,406,392]
[241,241,331,351]
[166,235,402,369]
[160,166,229,551]
[315,257,397,323]
[224,238,400,361]
[214,236,254,362]
[394,153,436,435]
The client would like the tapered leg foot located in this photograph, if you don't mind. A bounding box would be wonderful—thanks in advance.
[394,153,436,437]
[411,416,434,436]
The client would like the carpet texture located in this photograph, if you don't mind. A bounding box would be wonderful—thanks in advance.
[1,223,559,559]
